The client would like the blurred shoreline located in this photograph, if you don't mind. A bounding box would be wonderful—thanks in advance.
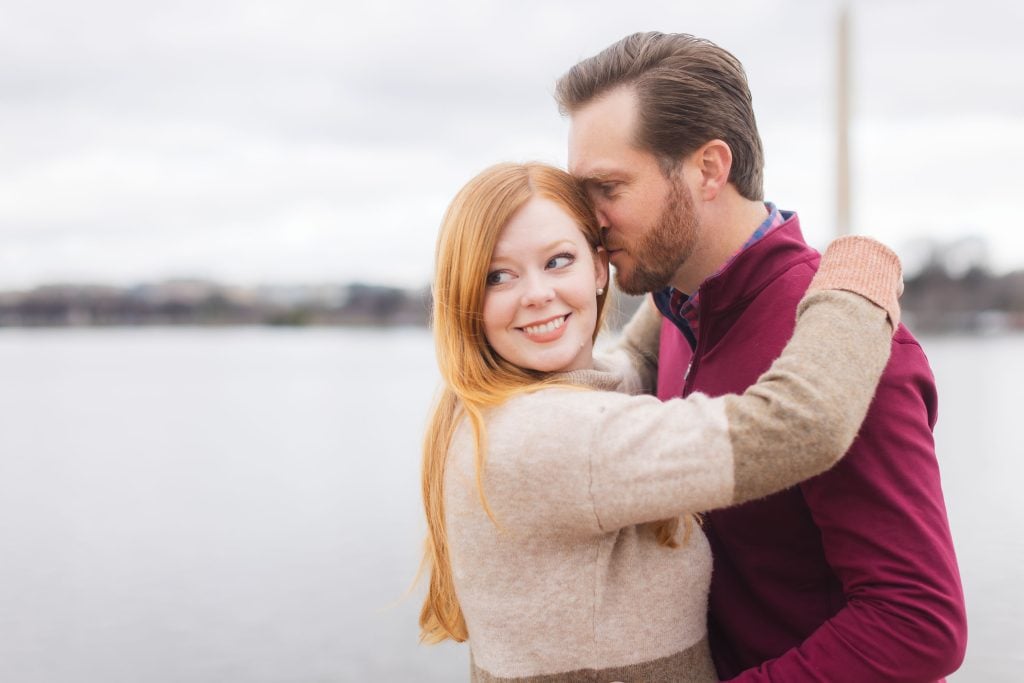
[0,280,431,329]
[2,260,1023,334]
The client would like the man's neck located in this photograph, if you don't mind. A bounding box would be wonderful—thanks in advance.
[670,198,769,294]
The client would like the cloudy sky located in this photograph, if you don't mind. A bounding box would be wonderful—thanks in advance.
[2,0,1022,289]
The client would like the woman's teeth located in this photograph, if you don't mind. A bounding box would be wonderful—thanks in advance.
[523,315,567,336]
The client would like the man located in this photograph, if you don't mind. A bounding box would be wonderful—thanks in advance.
[557,32,967,681]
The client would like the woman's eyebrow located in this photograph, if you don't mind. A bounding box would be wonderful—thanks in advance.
[491,239,576,261]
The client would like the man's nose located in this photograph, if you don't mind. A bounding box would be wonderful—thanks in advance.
[520,272,555,306]
[594,206,611,232]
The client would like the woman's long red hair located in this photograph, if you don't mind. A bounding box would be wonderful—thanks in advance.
[419,162,683,644]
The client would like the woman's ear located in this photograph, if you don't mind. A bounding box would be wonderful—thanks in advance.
[594,246,610,292]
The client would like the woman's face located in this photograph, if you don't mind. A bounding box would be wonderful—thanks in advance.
[482,196,608,373]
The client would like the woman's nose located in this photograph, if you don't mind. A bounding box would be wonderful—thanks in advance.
[520,272,554,306]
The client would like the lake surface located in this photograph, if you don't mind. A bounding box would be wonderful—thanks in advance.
[0,327,1020,682]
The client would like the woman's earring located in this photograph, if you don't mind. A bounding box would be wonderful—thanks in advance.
[596,287,604,296]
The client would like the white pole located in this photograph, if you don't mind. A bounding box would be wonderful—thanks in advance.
[837,3,852,236]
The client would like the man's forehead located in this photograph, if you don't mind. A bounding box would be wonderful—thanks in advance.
[568,133,640,181]
[567,86,638,176]
[569,147,641,182]
[568,126,626,178]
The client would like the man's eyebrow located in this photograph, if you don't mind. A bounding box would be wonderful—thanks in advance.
[578,171,614,184]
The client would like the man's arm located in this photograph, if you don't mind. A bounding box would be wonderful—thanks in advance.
[726,335,968,682]
[593,296,662,395]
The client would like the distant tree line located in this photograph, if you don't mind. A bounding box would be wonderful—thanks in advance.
[0,281,431,328]
[0,238,1021,333]
[900,236,1024,333]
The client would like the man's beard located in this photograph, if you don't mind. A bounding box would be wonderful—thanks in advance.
[614,177,700,295]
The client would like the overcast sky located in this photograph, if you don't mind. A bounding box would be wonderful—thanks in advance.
[2,0,1022,289]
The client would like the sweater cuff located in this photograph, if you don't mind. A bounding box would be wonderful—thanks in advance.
[808,236,903,333]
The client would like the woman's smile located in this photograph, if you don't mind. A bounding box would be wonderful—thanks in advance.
[519,313,570,341]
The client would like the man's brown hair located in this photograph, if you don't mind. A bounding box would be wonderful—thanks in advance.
[555,31,765,200]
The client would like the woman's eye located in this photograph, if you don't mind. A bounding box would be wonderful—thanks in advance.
[486,270,512,286]
[546,254,574,269]
[600,183,617,198]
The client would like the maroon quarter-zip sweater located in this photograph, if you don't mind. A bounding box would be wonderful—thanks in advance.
[656,214,967,682]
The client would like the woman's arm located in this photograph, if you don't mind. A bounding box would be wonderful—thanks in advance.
[594,237,900,530]
[723,235,901,504]
[466,237,902,536]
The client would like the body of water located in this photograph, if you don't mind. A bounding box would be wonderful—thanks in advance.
[0,327,1019,681]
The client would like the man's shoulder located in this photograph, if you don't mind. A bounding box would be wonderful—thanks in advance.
[748,249,931,369]
[709,214,819,307]
[715,255,817,328]
[878,323,937,405]
[719,240,819,313]
[892,322,925,351]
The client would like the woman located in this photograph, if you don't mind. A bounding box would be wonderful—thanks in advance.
[420,162,901,682]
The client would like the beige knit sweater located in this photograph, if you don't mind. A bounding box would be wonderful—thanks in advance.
[444,237,902,682]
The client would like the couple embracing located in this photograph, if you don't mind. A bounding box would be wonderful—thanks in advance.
[419,32,967,682]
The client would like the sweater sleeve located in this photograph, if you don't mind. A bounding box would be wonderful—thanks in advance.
[592,237,899,528]
[723,338,968,683]
[588,289,891,531]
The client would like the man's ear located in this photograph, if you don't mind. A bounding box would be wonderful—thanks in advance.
[691,139,733,201]
[594,246,609,292]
